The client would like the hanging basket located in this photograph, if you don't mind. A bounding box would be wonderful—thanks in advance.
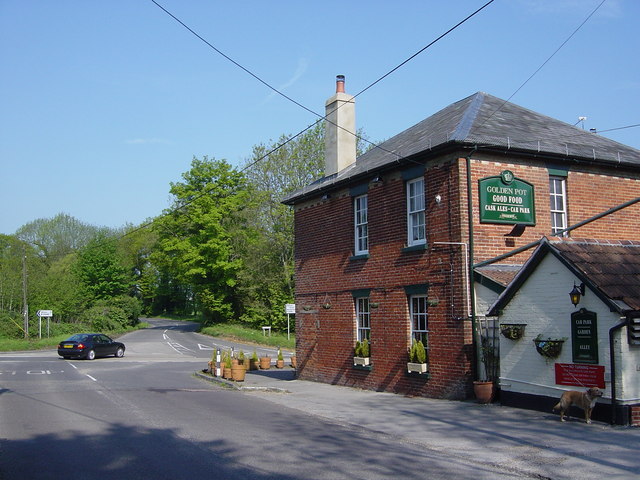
[533,338,565,358]
[500,323,526,340]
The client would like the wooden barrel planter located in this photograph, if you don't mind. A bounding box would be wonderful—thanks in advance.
[231,364,246,382]
[259,356,271,370]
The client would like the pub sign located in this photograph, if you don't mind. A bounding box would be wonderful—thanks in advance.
[478,170,536,225]
[571,308,598,364]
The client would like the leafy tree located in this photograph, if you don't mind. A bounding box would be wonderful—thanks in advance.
[16,213,101,264]
[237,122,373,330]
[0,234,26,314]
[153,157,251,323]
[75,234,132,302]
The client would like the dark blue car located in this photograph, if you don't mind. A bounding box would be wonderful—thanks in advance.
[58,333,125,360]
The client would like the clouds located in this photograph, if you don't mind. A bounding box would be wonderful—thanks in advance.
[263,57,310,103]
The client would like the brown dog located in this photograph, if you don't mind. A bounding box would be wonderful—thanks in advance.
[553,387,603,424]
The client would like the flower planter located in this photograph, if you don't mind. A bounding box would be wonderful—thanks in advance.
[259,357,271,370]
[533,338,565,358]
[249,358,259,371]
[473,381,495,404]
[276,359,285,369]
[290,355,297,369]
[231,364,246,382]
[407,362,428,374]
[353,356,370,366]
[500,323,526,340]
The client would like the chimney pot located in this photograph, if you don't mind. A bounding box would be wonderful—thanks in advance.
[336,75,345,93]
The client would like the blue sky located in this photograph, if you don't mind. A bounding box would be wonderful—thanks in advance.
[1,0,638,235]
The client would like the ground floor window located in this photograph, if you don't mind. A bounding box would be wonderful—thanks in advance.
[410,294,429,346]
[356,297,370,342]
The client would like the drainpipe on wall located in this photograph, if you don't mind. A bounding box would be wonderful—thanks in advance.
[609,316,628,425]
[465,148,479,380]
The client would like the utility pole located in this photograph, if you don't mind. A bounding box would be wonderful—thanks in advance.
[22,252,28,338]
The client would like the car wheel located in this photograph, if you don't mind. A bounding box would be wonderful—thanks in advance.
[115,347,124,358]
[86,349,96,360]
[62,356,70,359]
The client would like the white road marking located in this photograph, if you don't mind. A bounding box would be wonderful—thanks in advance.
[198,344,214,350]
[86,375,97,382]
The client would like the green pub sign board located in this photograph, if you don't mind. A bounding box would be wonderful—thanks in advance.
[571,309,598,364]
[478,170,536,225]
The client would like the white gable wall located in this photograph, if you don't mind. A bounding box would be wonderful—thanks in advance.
[498,253,640,404]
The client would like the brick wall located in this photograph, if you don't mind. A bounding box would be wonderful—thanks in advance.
[293,151,640,399]
[631,406,640,426]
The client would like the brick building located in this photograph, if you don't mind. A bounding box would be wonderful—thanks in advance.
[283,76,640,403]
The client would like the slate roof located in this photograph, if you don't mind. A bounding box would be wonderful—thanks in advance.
[488,238,640,315]
[283,92,640,204]
[552,239,640,311]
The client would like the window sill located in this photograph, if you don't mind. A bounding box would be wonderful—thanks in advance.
[349,253,370,261]
[402,244,426,253]
[405,371,429,379]
[352,364,372,372]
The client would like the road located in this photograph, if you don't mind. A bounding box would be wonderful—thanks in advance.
[1,319,638,479]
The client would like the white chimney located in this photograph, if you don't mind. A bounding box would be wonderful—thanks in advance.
[325,75,356,176]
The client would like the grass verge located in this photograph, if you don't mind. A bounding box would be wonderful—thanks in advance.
[199,323,295,350]
[0,323,150,352]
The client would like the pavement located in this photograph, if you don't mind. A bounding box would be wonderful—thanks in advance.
[196,364,640,480]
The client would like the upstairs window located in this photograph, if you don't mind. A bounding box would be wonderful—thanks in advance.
[549,176,567,236]
[407,177,426,246]
[354,194,368,255]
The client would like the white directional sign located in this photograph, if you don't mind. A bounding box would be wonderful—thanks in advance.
[37,310,53,317]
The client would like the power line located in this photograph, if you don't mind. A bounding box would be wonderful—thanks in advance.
[151,0,495,159]
[130,0,497,239]
[474,0,607,133]
[353,0,495,99]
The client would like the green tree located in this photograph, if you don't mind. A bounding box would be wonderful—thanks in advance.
[0,234,25,314]
[16,213,101,264]
[75,234,132,302]
[153,157,251,323]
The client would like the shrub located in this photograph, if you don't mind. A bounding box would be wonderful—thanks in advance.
[361,338,370,357]
[409,339,426,363]
[94,295,141,327]
[0,312,24,339]
[81,305,129,331]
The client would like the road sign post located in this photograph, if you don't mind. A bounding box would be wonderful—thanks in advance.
[36,310,53,339]
[285,304,295,340]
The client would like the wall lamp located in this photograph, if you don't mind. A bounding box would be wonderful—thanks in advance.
[371,175,383,185]
[569,282,586,307]
[321,193,331,201]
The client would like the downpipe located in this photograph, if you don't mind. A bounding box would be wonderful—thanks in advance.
[609,317,627,425]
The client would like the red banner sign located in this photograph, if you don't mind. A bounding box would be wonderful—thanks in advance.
[555,363,605,389]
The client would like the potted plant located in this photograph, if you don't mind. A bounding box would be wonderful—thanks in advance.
[500,323,526,340]
[259,354,271,370]
[249,350,259,370]
[276,348,285,368]
[237,350,246,370]
[533,335,566,358]
[231,354,246,382]
[222,351,233,379]
[353,339,370,366]
[290,353,297,369]
[474,331,497,403]
[407,339,428,374]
